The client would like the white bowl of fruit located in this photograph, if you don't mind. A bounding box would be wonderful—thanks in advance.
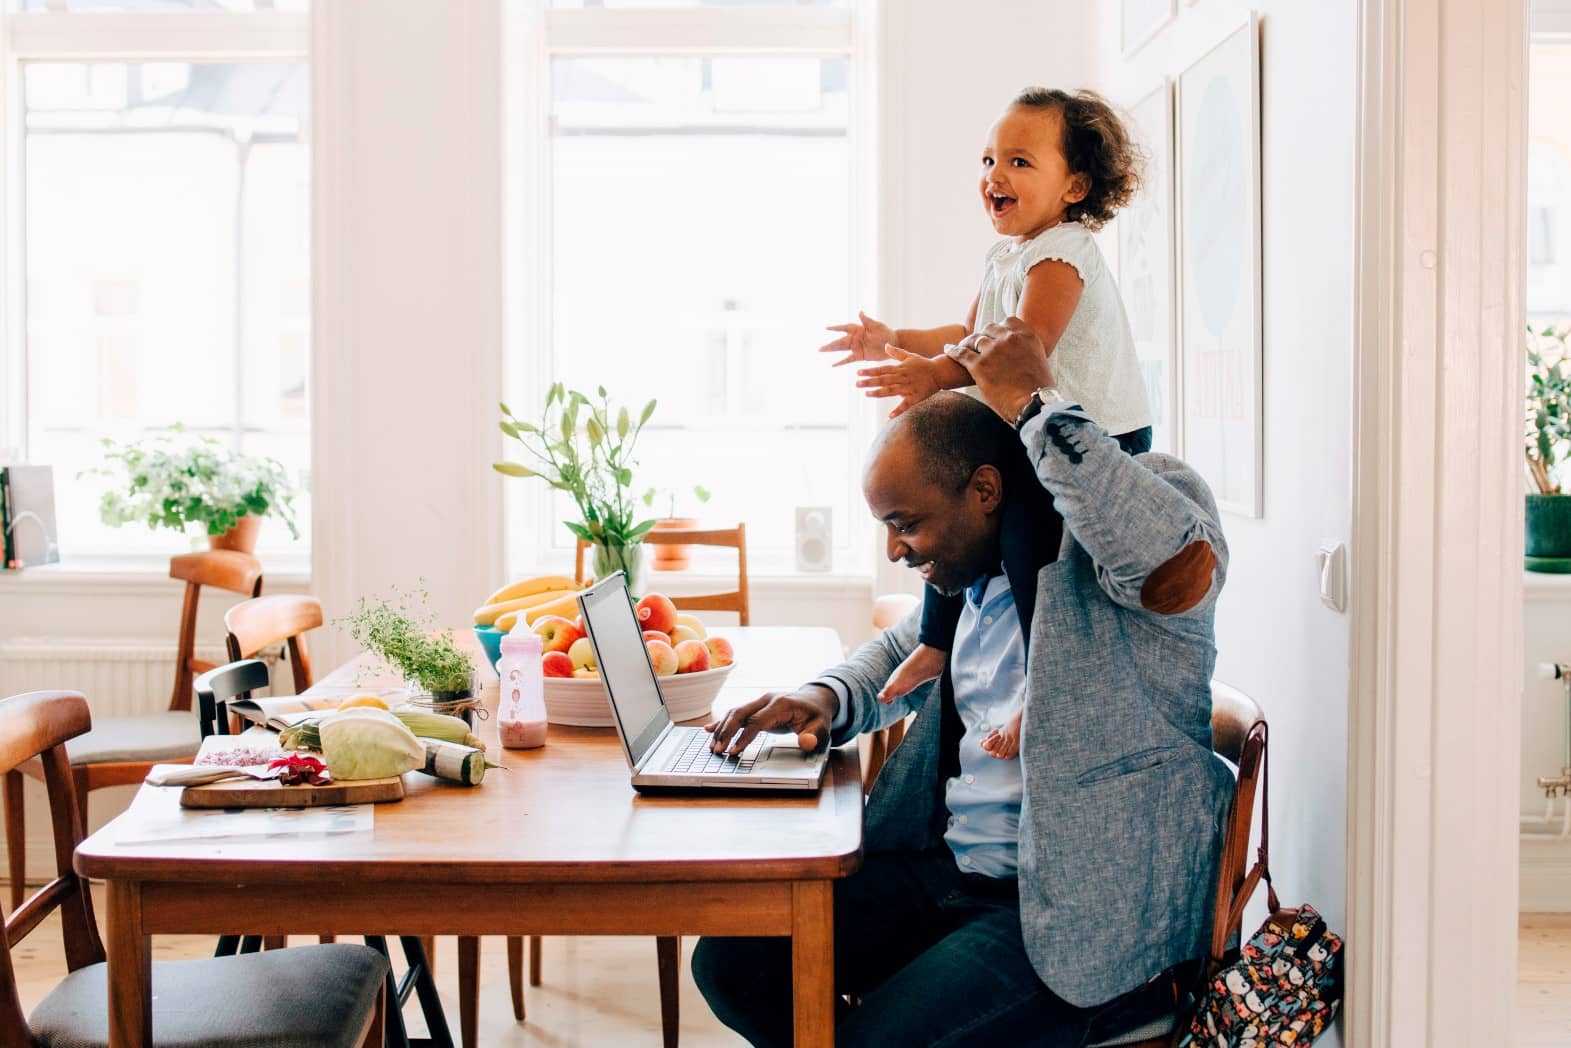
[537,592,734,726]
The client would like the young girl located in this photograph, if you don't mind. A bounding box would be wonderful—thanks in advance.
[821,87,1151,760]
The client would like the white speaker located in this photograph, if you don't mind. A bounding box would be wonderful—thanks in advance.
[794,506,832,573]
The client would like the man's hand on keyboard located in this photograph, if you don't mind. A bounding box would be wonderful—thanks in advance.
[705,685,838,758]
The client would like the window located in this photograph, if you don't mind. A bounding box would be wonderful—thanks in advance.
[0,4,311,564]
[1529,38,1571,323]
[507,1,875,576]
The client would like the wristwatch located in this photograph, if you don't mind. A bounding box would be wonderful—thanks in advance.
[1012,386,1063,431]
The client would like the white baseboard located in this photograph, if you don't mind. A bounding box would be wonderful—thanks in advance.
[1522,839,1571,912]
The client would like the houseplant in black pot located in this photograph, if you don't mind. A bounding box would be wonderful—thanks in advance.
[1526,325,1571,571]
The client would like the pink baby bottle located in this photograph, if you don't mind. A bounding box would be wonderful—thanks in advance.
[496,621,548,749]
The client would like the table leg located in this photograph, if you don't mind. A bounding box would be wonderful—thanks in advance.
[458,935,480,1048]
[106,880,151,1048]
[791,881,833,1048]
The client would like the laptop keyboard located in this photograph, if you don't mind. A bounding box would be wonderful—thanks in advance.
[663,728,764,775]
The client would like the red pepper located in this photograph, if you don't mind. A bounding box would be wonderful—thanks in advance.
[268,754,333,786]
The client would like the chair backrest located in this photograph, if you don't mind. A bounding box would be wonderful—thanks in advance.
[0,691,105,1042]
[862,593,921,792]
[194,658,272,739]
[574,524,751,625]
[225,594,324,694]
[1206,680,1268,973]
[167,550,264,713]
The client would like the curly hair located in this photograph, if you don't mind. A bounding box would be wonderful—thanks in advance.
[1011,87,1145,231]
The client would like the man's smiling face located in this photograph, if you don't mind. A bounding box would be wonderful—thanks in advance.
[862,431,1005,597]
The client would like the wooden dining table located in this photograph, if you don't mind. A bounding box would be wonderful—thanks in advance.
[74,625,864,1048]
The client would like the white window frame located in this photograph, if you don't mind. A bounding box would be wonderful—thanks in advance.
[0,6,310,570]
[502,0,882,580]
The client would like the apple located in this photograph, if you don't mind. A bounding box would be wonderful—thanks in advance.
[542,651,575,678]
[642,630,671,645]
[533,615,583,654]
[674,613,708,640]
[669,625,701,646]
[645,639,679,677]
[572,667,600,679]
[704,636,734,669]
[573,615,584,633]
[635,592,679,635]
[568,636,597,670]
[674,639,710,674]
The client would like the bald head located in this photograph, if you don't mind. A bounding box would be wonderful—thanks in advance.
[866,392,1022,495]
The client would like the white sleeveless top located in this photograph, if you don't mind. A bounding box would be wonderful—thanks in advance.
[974,221,1151,436]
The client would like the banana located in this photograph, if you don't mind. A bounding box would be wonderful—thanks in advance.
[481,573,578,608]
[473,586,579,626]
[523,592,582,626]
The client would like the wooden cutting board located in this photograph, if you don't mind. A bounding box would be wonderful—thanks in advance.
[180,775,405,809]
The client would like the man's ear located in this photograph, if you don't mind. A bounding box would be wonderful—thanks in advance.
[970,464,1005,514]
[1065,172,1090,205]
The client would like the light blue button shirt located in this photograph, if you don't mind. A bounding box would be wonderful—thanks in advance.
[942,572,1026,878]
[817,570,1027,879]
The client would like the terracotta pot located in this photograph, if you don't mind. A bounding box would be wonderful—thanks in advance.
[649,518,699,571]
[209,514,262,554]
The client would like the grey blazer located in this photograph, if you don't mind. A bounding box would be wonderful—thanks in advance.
[823,406,1235,1008]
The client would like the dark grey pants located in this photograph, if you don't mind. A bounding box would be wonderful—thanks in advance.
[691,849,1180,1047]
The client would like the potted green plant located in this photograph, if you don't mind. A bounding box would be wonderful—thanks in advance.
[1526,325,1571,571]
[341,586,478,723]
[642,484,711,570]
[494,384,658,592]
[89,431,299,554]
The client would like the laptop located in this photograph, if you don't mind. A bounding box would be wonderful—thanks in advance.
[577,572,830,791]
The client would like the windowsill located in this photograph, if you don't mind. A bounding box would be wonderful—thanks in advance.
[0,554,312,596]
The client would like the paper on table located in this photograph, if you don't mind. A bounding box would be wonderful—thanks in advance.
[115,804,373,846]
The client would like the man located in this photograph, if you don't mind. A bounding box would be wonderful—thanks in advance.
[695,317,1236,1046]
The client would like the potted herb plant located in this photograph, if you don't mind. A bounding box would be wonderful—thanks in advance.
[494,384,658,592]
[1526,325,1571,571]
[642,484,711,571]
[90,431,299,554]
[342,586,478,723]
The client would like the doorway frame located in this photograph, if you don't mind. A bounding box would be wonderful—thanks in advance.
[1347,0,1526,1041]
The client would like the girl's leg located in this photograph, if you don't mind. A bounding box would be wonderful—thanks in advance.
[879,585,963,702]
[1114,426,1153,456]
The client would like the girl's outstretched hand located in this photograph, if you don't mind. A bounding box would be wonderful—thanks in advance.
[820,311,897,367]
[857,345,942,418]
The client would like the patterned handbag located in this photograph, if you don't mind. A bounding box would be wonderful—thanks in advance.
[1179,731,1344,1047]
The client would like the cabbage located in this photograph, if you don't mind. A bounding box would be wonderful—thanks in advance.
[318,707,424,780]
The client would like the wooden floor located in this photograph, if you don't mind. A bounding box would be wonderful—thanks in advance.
[1520,913,1571,1046]
[8,883,745,1046]
[13,895,1570,1044]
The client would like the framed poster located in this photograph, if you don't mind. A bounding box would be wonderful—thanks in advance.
[1122,0,1176,57]
[1177,16,1262,518]
[1118,81,1177,454]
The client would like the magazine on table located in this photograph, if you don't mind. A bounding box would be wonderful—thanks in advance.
[228,689,406,731]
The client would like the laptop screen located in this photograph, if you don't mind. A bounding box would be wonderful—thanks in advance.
[578,573,671,766]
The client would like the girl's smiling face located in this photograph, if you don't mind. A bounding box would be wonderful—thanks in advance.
[980,105,1089,240]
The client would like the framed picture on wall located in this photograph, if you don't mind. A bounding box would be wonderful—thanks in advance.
[1176,15,1262,518]
[1122,0,1176,57]
[1118,80,1177,455]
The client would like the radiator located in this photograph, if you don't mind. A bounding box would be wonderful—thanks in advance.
[0,636,278,717]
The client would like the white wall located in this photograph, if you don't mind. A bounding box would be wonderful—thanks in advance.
[1089,2,1356,1030]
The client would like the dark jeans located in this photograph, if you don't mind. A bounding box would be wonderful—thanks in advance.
[691,850,1179,1048]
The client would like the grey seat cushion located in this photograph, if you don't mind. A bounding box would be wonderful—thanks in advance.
[64,712,201,765]
[29,943,388,1048]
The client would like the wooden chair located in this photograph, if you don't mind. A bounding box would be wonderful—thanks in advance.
[3,549,262,913]
[0,689,388,1047]
[575,523,751,624]
[487,525,752,1045]
[225,593,323,695]
[1089,681,1268,1048]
